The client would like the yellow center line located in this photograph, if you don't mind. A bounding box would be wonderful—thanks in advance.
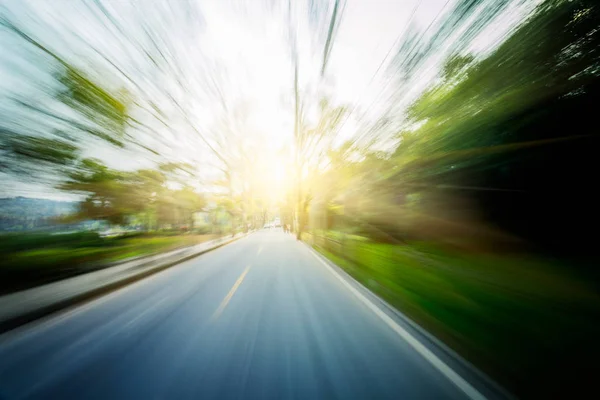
[211,264,251,321]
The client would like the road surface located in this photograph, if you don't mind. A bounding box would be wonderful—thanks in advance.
[0,230,477,399]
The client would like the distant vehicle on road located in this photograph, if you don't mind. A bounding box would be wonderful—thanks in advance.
[263,219,282,229]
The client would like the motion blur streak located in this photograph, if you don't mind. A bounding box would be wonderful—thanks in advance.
[1,0,599,399]
[0,232,468,399]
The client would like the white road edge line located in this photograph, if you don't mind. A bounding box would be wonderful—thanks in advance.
[306,246,487,400]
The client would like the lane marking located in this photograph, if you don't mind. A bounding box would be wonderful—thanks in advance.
[211,265,252,321]
[306,247,487,400]
[257,245,263,255]
[0,233,255,344]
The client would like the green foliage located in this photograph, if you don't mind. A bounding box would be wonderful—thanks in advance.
[441,54,474,81]
[0,16,130,179]
[311,236,600,396]
[303,4,600,395]
[0,231,104,254]
[57,66,128,135]
[400,0,599,175]
[0,128,80,176]
[0,233,218,294]
[8,136,78,166]
[157,186,206,228]
[59,159,136,224]
[58,158,206,228]
[311,0,600,252]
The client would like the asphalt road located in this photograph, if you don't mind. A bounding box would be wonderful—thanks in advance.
[0,230,476,400]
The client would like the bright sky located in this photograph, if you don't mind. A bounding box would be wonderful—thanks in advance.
[0,0,534,201]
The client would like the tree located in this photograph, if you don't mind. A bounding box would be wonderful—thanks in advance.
[317,0,599,250]
[293,98,347,239]
[301,0,600,251]
[0,17,130,182]
[60,159,143,225]
[172,187,207,230]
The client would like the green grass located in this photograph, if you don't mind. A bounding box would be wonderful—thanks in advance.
[0,233,219,293]
[306,233,600,397]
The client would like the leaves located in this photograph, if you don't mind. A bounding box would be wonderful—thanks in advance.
[0,15,130,181]
[304,0,600,251]
[57,66,129,135]
[0,132,79,173]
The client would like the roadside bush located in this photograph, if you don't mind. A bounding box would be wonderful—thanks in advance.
[0,232,105,253]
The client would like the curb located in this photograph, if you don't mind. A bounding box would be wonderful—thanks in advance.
[302,241,515,400]
[0,233,251,334]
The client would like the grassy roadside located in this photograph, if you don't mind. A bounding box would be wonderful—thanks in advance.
[304,233,600,399]
[0,232,219,294]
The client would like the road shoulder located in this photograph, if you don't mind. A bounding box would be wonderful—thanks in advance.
[301,241,514,400]
[0,232,253,334]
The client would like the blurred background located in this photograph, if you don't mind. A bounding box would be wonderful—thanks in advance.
[1,0,599,398]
